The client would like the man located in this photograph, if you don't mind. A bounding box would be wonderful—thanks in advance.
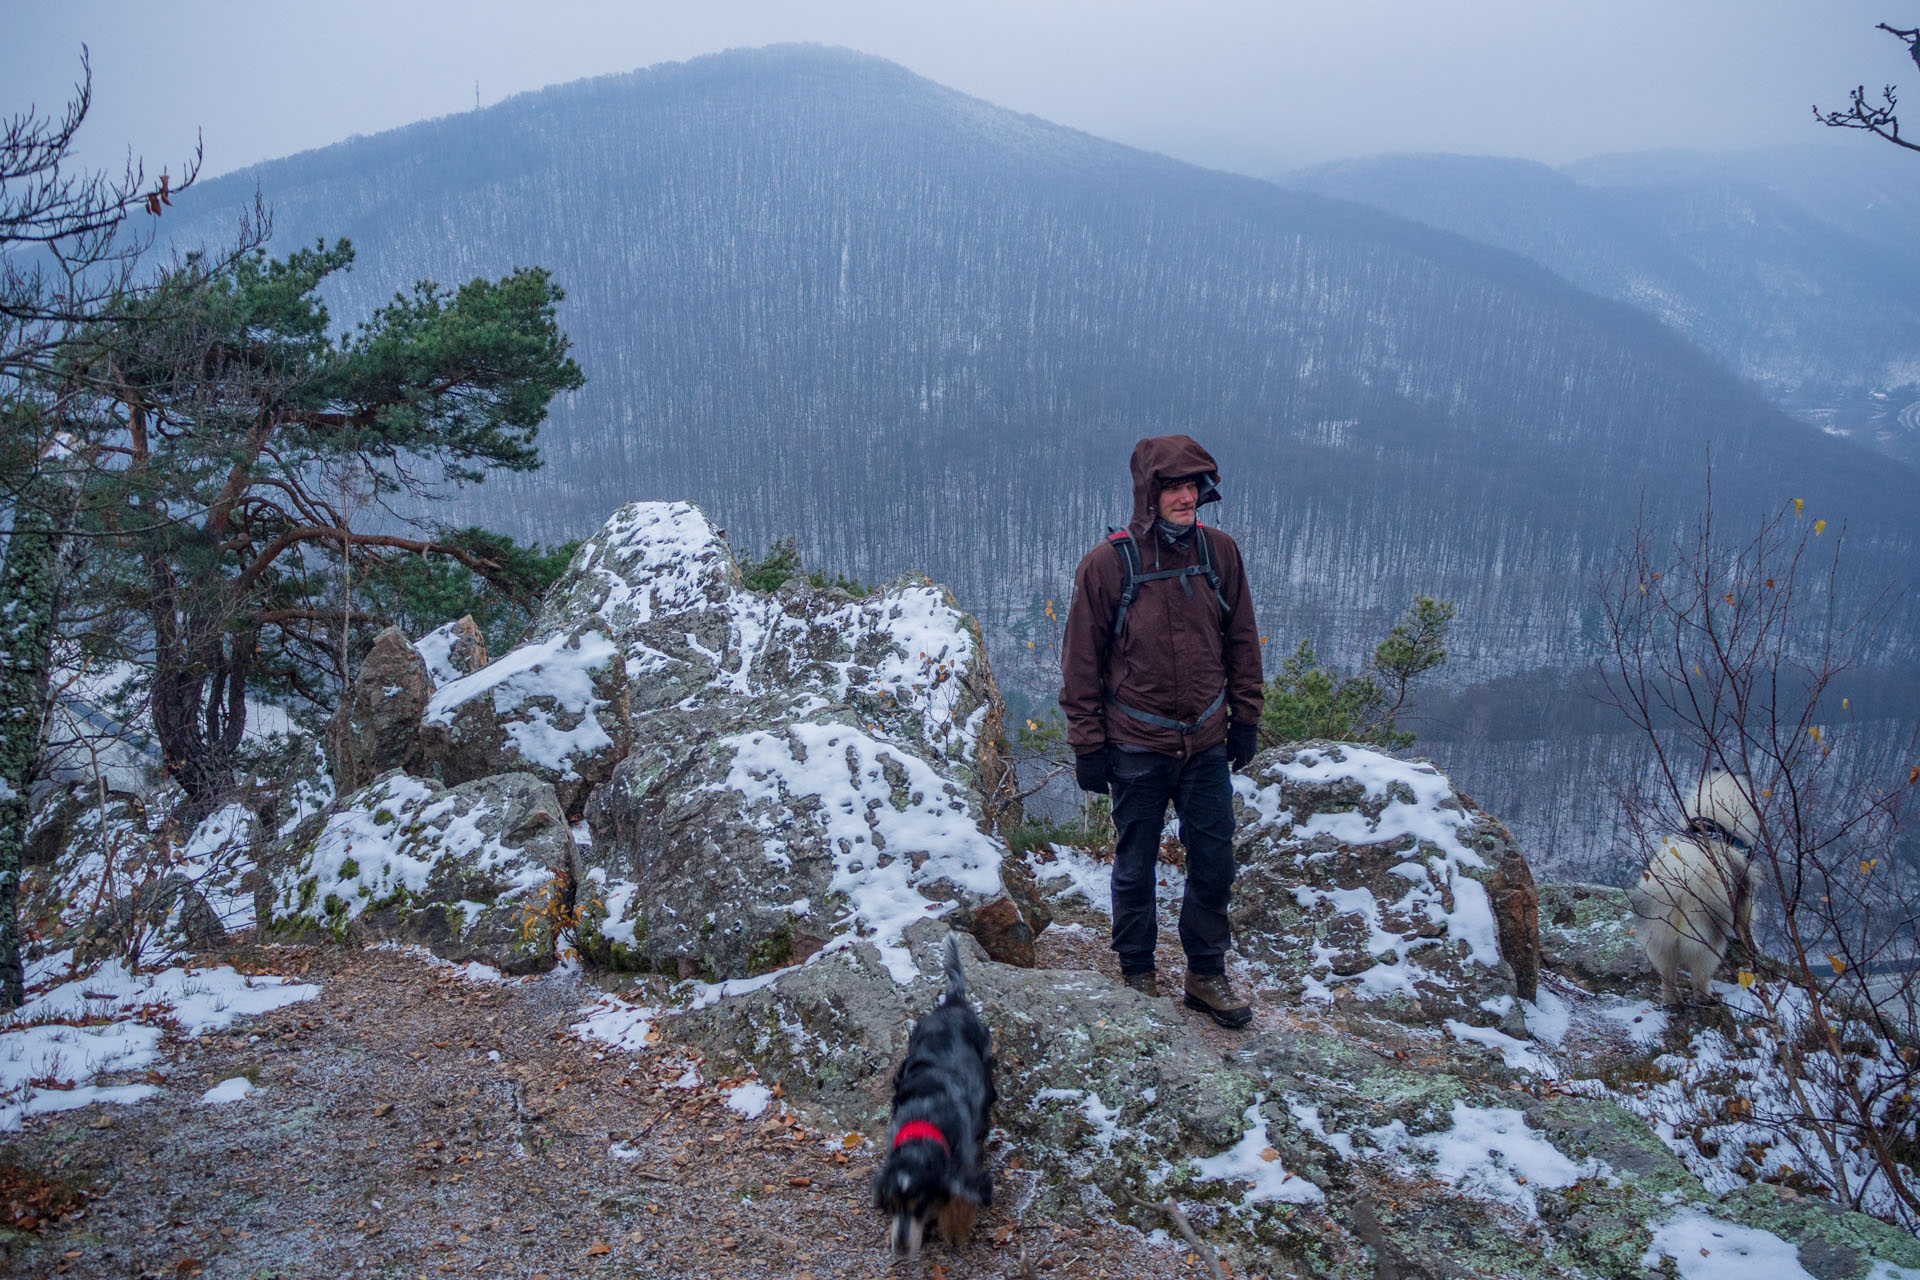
[1059,435,1264,1028]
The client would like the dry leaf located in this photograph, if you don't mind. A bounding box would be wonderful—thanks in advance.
[992,1225,1015,1246]
[787,1177,811,1187]
[586,1242,611,1256]
[1258,1147,1279,1163]
[373,1102,394,1118]
[1829,954,1847,975]
[1737,971,1757,989]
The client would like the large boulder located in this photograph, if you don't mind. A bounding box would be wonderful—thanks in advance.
[525,501,1028,977]
[1537,881,1657,990]
[532,501,1012,794]
[417,622,631,819]
[577,716,1009,980]
[1229,741,1539,1032]
[326,626,431,794]
[259,770,572,973]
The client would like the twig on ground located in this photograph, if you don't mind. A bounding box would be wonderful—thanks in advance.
[1123,1190,1227,1280]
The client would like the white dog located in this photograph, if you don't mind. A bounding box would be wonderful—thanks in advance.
[1629,770,1762,1006]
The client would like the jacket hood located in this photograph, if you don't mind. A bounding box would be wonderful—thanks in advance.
[1128,434,1221,537]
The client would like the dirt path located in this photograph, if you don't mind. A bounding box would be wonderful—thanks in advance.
[1,943,1205,1280]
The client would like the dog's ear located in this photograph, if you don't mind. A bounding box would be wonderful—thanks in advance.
[949,1165,993,1208]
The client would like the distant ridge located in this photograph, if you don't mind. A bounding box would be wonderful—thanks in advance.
[1281,148,1920,468]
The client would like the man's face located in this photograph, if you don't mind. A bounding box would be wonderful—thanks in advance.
[1156,476,1201,527]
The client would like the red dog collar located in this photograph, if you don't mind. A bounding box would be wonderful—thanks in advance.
[891,1120,949,1153]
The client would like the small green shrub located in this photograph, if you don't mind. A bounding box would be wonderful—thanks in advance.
[736,535,869,596]
[1260,597,1456,750]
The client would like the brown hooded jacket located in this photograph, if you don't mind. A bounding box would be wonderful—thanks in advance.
[1058,435,1264,758]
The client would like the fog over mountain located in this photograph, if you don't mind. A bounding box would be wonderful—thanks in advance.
[161,46,1920,876]
[1281,147,1920,469]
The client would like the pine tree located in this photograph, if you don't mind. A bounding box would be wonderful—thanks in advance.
[77,241,584,806]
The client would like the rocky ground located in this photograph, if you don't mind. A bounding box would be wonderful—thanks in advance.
[0,941,1210,1280]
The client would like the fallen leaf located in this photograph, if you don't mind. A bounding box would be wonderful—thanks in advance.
[787,1177,811,1187]
[1258,1147,1279,1163]
[586,1241,610,1256]
[373,1102,394,1118]
[992,1225,1015,1246]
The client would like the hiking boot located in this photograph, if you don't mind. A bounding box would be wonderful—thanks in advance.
[1183,972,1252,1028]
[1121,971,1159,998]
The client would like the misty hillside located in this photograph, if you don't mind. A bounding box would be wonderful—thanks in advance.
[160,45,1920,876]
[1280,148,1920,468]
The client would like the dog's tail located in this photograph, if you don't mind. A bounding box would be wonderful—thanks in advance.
[941,932,968,1006]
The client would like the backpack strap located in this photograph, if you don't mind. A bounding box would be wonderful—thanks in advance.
[1194,524,1231,614]
[1107,529,1142,639]
[1109,526,1232,638]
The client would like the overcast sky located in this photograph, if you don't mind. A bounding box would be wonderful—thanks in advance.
[4,1,1910,182]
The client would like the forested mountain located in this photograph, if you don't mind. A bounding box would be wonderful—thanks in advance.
[159,46,1920,876]
[1281,148,1920,469]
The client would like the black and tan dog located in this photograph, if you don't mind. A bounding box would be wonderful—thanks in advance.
[873,932,997,1257]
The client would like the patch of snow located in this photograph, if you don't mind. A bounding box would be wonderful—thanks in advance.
[1596,997,1670,1049]
[1522,983,1573,1048]
[1036,1088,1126,1148]
[1374,1101,1589,1220]
[1445,1018,1558,1078]
[424,626,618,776]
[1286,1101,1356,1160]
[1641,1209,1814,1280]
[570,994,657,1053]
[0,955,316,1129]
[1188,1100,1325,1204]
[1026,844,1114,916]
[726,1082,774,1118]
[200,1076,258,1105]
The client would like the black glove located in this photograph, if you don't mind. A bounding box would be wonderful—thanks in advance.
[1227,722,1259,771]
[1074,748,1111,794]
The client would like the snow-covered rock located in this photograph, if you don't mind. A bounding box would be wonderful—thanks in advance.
[414,614,489,686]
[534,500,1009,789]
[260,770,571,973]
[578,717,1010,981]
[20,787,256,966]
[418,621,630,817]
[1230,741,1538,1031]
[519,500,1026,978]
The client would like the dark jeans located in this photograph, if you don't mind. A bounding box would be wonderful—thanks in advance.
[1108,743,1235,978]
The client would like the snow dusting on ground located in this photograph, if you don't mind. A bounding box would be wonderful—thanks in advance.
[0,951,316,1129]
